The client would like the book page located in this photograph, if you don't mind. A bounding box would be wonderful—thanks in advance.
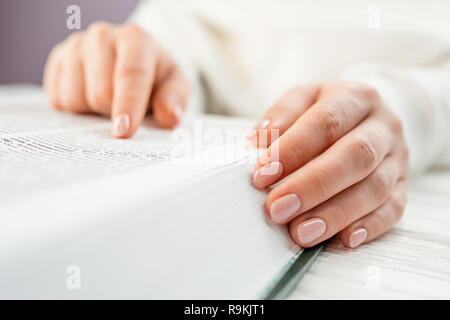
[0,89,253,205]
[0,86,257,258]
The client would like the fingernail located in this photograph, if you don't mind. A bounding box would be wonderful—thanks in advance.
[349,228,368,248]
[254,119,270,130]
[252,119,271,147]
[247,119,270,147]
[253,161,283,188]
[297,218,326,244]
[269,193,301,223]
[112,113,130,138]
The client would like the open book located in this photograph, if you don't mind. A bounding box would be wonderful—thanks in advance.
[0,86,321,299]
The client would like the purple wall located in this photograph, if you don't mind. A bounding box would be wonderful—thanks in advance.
[0,0,139,84]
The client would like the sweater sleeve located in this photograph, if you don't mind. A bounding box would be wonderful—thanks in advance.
[341,61,450,176]
[127,0,205,114]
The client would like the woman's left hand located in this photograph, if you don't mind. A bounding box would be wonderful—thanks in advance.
[249,81,409,248]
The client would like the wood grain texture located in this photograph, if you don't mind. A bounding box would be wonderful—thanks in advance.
[288,170,450,299]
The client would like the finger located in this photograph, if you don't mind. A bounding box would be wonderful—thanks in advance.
[248,85,320,148]
[111,24,157,138]
[288,156,400,247]
[59,33,89,113]
[83,22,115,115]
[264,117,394,222]
[339,178,408,248]
[253,82,379,184]
[43,44,63,110]
[152,64,190,128]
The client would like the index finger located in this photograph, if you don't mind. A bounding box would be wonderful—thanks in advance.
[254,82,378,181]
[111,25,158,138]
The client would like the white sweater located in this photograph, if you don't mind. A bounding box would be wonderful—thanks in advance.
[130,0,450,174]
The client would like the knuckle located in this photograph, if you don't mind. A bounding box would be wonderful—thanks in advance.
[89,104,109,115]
[268,103,290,121]
[63,100,85,113]
[66,32,84,50]
[121,23,148,39]
[347,81,380,102]
[47,44,65,66]
[96,82,113,101]
[69,105,86,113]
[308,166,331,198]
[89,94,108,109]
[389,113,404,134]
[88,22,111,41]
[277,85,312,108]
[87,89,111,112]
[390,195,406,218]
[270,134,304,168]
[371,170,393,201]
[285,85,303,97]
[352,137,378,171]
[117,63,148,79]
[60,96,75,111]
[320,107,345,143]
[119,94,141,108]
[48,43,64,60]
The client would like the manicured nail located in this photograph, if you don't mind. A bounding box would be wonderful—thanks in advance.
[349,228,368,248]
[112,113,130,138]
[255,119,270,130]
[247,119,270,147]
[269,193,301,223]
[253,161,283,188]
[297,218,326,244]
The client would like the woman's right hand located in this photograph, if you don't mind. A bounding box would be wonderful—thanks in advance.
[43,22,190,138]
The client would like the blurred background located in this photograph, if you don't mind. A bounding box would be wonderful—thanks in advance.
[0,0,139,84]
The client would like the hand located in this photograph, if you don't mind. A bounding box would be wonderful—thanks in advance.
[249,81,409,248]
[43,22,190,138]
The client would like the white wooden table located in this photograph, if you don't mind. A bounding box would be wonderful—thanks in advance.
[289,169,450,299]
